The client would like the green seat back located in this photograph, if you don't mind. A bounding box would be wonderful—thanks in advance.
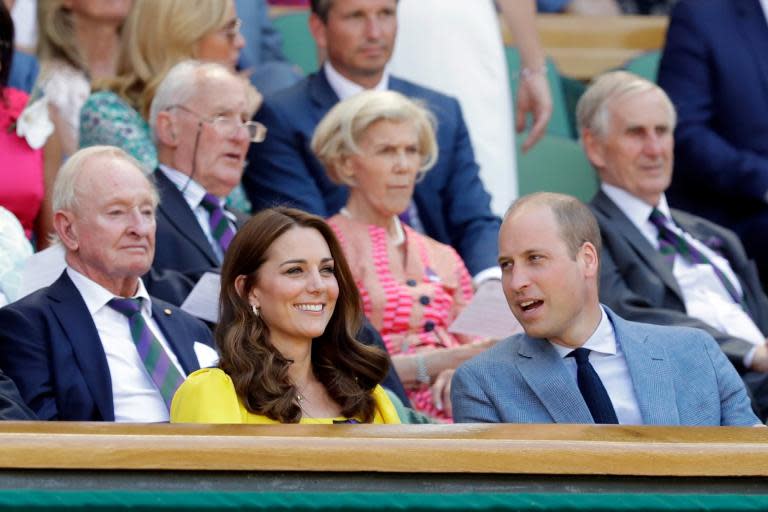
[517,135,598,202]
[624,50,661,82]
[506,46,573,139]
[272,11,318,75]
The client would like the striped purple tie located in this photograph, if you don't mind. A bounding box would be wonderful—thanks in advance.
[200,193,236,254]
[108,298,185,408]
[649,208,745,307]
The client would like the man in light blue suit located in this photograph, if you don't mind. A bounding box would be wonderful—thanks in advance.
[242,0,500,279]
[452,192,761,426]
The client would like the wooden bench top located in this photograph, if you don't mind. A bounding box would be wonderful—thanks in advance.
[1,422,766,477]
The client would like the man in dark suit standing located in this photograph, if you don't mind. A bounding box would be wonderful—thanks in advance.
[242,0,501,283]
[578,71,768,417]
[658,0,768,286]
[147,60,263,306]
[0,146,215,421]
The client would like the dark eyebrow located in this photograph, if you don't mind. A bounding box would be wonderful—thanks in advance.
[279,259,306,266]
[279,257,334,266]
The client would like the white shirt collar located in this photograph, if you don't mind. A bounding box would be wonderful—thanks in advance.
[323,61,390,101]
[158,164,224,211]
[66,266,153,317]
[550,306,616,358]
[601,183,672,229]
[761,0,768,26]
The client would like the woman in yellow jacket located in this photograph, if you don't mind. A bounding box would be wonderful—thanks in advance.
[171,207,399,424]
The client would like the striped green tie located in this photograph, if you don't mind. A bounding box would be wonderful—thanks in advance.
[108,298,185,408]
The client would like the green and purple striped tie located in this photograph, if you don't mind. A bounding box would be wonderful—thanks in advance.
[200,193,236,255]
[649,208,744,307]
[108,298,185,408]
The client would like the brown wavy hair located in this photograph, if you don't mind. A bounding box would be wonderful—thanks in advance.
[217,207,389,423]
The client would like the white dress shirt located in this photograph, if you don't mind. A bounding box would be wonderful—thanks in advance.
[761,0,768,27]
[67,267,185,422]
[549,306,643,425]
[158,165,236,264]
[602,184,764,363]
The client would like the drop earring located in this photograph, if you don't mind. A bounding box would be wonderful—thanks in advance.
[251,304,260,317]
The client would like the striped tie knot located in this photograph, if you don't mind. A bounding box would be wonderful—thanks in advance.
[107,297,184,409]
[108,297,142,317]
[200,192,235,255]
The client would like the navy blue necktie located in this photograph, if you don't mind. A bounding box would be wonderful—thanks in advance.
[567,348,619,424]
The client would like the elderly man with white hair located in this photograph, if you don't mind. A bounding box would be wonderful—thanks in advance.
[0,146,214,421]
[148,59,264,306]
[581,71,768,420]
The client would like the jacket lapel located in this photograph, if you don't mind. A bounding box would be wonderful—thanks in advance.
[309,70,341,113]
[47,273,115,421]
[592,191,685,301]
[151,303,199,375]
[516,336,594,423]
[607,309,679,425]
[154,169,220,266]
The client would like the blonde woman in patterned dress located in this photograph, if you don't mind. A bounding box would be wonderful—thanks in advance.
[312,90,493,421]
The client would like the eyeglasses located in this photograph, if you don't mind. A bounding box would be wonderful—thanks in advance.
[220,18,242,43]
[169,104,266,143]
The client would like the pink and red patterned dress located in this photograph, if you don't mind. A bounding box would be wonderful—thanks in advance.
[329,214,474,421]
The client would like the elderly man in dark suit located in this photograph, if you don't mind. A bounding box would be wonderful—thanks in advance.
[578,71,768,418]
[0,146,215,421]
[242,0,501,283]
[146,60,263,306]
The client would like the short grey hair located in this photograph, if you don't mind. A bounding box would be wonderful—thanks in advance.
[52,146,158,213]
[149,59,261,144]
[310,90,438,185]
[505,192,602,259]
[576,70,677,138]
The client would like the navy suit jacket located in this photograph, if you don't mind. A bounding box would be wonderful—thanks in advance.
[590,190,768,372]
[658,0,768,225]
[0,272,214,421]
[150,169,249,305]
[242,69,501,276]
[452,307,760,426]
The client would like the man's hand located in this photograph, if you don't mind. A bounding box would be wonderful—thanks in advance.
[751,343,768,372]
[431,369,455,417]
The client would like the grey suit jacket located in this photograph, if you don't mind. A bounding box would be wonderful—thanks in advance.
[590,190,768,372]
[452,307,759,426]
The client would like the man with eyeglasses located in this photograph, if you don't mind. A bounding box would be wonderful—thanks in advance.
[147,60,265,306]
